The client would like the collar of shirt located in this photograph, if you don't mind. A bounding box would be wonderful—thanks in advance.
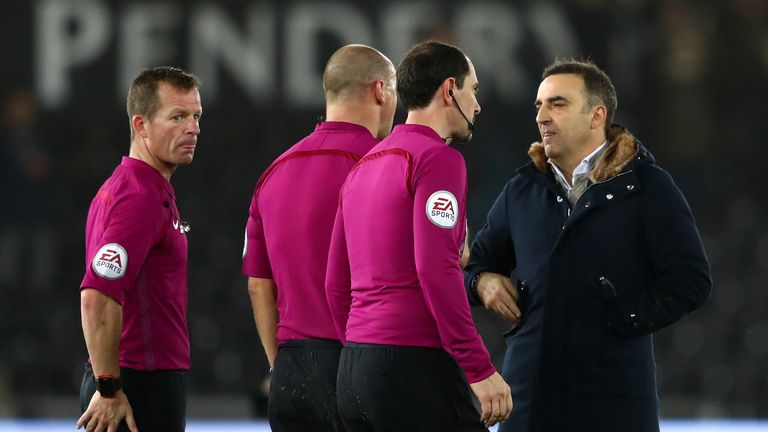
[121,156,172,191]
[315,121,374,136]
[547,141,607,190]
[392,123,444,143]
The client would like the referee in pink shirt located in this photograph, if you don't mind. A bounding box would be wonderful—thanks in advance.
[325,41,512,431]
[242,45,397,432]
[77,67,201,431]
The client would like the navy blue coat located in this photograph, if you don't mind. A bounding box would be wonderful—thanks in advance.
[464,127,711,432]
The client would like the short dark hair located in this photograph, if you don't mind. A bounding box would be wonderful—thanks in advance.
[396,41,470,110]
[542,59,617,128]
[127,66,200,137]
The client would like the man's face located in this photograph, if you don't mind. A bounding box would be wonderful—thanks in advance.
[143,82,202,168]
[535,74,594,163]
[451,59,481,140]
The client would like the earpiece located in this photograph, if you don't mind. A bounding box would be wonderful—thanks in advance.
[447,86,475,142]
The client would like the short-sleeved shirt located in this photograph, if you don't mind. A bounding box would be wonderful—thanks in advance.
[325,124,495,383]
[243,121,378,345]
[81,156,190,371]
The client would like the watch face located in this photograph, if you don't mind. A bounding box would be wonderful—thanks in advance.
[96,376,121,398]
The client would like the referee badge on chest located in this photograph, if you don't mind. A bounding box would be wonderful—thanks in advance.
[92,243,128,280]
[426,190,458,229]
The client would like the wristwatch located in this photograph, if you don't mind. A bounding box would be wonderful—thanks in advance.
[95,375,122,398]
[471,272,486,303]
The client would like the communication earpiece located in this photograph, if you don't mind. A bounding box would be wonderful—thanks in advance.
[445,86,475,143]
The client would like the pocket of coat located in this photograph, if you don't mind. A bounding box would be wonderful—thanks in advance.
[594,276,640,337]
[502,279,528,338]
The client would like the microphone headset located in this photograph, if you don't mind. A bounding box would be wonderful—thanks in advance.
[447,88,475,143]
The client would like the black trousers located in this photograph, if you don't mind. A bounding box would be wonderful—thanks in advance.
[269,338,345,432]
[337,343,488,432]
[80,362,187,432]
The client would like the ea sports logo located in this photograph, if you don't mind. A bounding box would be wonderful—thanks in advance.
[426,190,458,229]
[92,243,128,280]
[433,197,454,213]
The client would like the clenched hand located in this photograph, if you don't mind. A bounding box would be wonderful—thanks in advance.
[469,371,513,427]
[477,272,520,322]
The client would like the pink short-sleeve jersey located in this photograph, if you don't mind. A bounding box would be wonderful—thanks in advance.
[81,157,190,371]
[243,121,378,344]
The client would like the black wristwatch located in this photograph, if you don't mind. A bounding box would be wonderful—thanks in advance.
[470,272,486,304]
[95,375,123,398]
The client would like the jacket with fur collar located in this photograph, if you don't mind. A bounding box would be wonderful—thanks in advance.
[527,124,640,183]
[463,124,711,432]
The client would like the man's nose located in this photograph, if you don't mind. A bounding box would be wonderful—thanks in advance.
[536,106,550,124]
[188,118,200,135]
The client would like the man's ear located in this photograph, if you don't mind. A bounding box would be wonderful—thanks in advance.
[132,115,148,138]
[591,105,607,130]
[441,77,456,106]
[374,80,386,105]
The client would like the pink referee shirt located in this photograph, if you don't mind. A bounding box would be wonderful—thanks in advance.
[81,157,190,371]
[325,124,495,383]
[242,121,378,345]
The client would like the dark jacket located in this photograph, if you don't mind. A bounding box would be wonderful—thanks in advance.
[464,126,711,432]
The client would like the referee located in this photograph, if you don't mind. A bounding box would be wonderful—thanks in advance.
[77,67,201,431]
[325,41,512,431]
[242,45,397,432]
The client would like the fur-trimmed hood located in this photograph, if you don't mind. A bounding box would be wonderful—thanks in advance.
[528,124,640,183]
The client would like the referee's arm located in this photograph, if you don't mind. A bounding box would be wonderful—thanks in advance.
[247,278,279,369]
[244,189,279,369]
[81,288,122,383]
[78,288,138,431]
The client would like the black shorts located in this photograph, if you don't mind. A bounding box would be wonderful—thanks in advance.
[80,362,186,432]
[268,338,345,432]
[337,343,487,432]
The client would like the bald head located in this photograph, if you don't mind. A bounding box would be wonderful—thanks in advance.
[323,44,396,104]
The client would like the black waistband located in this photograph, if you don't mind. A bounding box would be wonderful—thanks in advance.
[345,342,443,353]
[83,362,187,375]
[279,338,342,350]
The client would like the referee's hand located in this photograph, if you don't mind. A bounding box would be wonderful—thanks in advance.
[76,390,139,432]
[469,371,513,428]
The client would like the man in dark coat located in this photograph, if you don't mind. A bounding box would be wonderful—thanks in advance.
[464,59,711,432]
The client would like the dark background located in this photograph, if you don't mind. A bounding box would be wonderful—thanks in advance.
[0,0,765,418]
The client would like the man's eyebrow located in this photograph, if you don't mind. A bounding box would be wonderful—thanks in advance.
[535,95,569,107]
[167,105,202,113]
